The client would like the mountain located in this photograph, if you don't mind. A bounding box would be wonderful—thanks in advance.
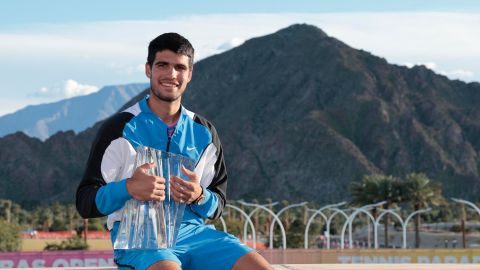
[0,24,479,206]
[183,24,480,202]
[0,83,148,140]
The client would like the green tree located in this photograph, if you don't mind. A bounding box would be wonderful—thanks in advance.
[38,207,54,231]
[44,236,89,251]
[403,172,445,248]
[65,204,80,231]
[50,202,67,231]
[351,174,403,247]
[0,199,13,223]
[0,220,21,251]
[286,219,305,248]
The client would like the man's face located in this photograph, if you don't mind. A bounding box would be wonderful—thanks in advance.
[146,50,192,103]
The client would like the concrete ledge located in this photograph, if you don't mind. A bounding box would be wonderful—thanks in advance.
[273,265,480,270]
[3,265,480,270]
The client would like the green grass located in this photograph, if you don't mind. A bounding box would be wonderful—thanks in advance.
[21,239,112,251]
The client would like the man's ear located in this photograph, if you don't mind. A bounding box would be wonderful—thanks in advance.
[187,68,193,82]
[145,63,151,79]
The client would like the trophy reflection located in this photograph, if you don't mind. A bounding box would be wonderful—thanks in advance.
[113,146,195,250]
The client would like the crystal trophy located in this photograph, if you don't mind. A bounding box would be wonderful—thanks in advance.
[113,146,195,249]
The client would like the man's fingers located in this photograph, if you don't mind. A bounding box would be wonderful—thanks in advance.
[139,162,155,169]
[154,176,165,184]
[150,194,165,201]
[180,166,199,182]
[135,162,156,175]
[170,189,185,203]
[171,176,194,191]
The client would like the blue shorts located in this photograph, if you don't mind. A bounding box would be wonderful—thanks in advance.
[111,222,254,270]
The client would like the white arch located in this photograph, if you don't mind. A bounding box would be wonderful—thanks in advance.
[239,201,287,249]
[374,208,403,249]
[241,201,278,246]
[225,204,257,249]
[340,201,386,249]
[269,202,308,249]
[325,208,350,249]
[303,202,346,249]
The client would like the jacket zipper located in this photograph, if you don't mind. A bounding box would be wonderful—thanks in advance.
[166,128,171,152]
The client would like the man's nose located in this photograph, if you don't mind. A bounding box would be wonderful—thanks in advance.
[165,66,178,78]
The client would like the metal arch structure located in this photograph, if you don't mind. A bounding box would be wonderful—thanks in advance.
[340,201,386,249]
[402,207,432,249]
[341,208,375,249]
[374,208,403,249]
[268,202,308,249]
[452,198,480,217]
[303,202,347,249]
[224,204,257,249]
[241,201,278,247]
[219,216,227,232]
[238,201,288,249]
[325,207,350,249]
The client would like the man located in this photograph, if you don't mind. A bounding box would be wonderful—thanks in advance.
[76,33,272,270]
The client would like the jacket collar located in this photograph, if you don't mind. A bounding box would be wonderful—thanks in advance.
[139,95,187,129]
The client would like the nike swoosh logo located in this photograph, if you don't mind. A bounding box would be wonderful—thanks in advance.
[186,146,196,151]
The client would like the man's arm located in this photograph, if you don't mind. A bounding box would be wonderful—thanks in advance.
[76,113,134,218]
[191,117,228,220]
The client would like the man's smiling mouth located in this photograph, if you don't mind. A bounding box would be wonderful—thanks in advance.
[160,81,179,87]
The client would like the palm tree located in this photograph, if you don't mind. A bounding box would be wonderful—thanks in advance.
[403,173,445,248]
[351,174,403,248]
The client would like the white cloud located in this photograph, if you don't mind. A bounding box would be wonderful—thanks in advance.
[34,80,99,99]
[1,12,480,116]
[402,62,474,79]
[441,69,474,78]
[403,62,438,70]
[2,12,479,69]
[217,37,245,51]
[108,62,145,75]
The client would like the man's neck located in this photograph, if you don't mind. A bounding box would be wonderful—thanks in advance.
[147,95,181,126]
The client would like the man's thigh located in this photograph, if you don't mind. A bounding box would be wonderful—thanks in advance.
[114,249,181,270]
[174,225,254,270]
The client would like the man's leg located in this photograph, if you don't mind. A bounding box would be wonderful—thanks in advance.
[147,260,182,270]
[231,251,273,270]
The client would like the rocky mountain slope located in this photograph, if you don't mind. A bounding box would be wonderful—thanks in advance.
[1,24,478,205]
[0,83,147,140]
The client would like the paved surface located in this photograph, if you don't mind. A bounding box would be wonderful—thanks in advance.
[5,265,480,270]
[272,265,480,270]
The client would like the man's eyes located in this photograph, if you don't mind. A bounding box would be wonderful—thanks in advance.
[155,63,187,71]
[175,65,187,71]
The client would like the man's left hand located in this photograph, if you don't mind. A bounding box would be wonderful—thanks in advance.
[170,166,202,204]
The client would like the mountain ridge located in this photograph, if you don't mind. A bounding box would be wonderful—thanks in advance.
[0,24,478,205]
[0,83,148,140]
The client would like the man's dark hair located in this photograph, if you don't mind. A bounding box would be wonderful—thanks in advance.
[147,33,194,68]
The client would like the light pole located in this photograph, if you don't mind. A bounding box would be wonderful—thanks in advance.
[340,201,386,249]
[451,198,480,216]
[239,201,287,249]
[325,208,350,249]
[374,208,403,249]
[225,204,257,248]
[304,202,347,249]
[269,202,308,249]
[402,208,431,249]
[451,198,480,249]
[219,216,227,232]
[241,201,278,248]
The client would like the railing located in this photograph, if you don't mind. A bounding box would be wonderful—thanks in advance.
[216,200,476,250]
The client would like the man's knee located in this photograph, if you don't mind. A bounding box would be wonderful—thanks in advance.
[232,251,273,270]
[147,260,181,270]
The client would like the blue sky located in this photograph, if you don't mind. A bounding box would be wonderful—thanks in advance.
[1,0,479,116]
[1,0,479,24]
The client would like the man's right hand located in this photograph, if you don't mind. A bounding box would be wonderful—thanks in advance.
[126,163,165,201]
